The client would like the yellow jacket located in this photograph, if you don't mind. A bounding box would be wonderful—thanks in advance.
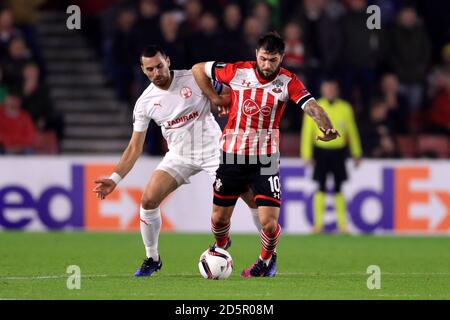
[301,98,362,160]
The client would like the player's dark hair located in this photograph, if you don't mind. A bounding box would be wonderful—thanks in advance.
[256,32,285,54]
[140,45,167,64]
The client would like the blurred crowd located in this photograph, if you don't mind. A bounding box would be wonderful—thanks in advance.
[0,1,64,155]
[79,0,449,158]
[1,0,449,157]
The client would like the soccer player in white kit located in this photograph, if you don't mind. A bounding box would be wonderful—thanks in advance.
[93,46,259,277]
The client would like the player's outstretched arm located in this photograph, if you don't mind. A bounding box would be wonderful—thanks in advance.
[192,62,229,107]
[303,99,340,142]
[93,130,146,199]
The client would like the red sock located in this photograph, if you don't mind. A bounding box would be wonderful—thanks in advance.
[260,224,281,260]
[211,219,230,248]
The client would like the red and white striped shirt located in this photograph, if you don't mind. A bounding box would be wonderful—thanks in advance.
[206,61,314,155]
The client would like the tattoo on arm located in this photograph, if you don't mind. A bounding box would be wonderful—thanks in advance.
[304,100,333,129]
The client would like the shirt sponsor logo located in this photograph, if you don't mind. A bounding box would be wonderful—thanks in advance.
[260,106,272,116]
[242,99,260,116]
[242,99,271,117]
[165,111,199,128]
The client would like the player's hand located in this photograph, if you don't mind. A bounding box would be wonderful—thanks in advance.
[92,178,116,200]
[213,95,231,117]
[317,127,340,142]
[353,157,362,168]
[217,105,231,117]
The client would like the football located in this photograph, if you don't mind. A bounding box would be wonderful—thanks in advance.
[198,247,233,280]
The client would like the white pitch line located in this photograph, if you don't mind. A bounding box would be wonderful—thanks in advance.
[0,274,107,280]
[1,272,450,281]
[2,292,450,299]
[278,272,450,276]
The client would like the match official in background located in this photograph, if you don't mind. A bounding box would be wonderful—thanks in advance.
[301,78,362,233]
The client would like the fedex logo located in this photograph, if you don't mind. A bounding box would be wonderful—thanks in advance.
[0,164,173,231]
[84,164,142,230]
[1,159,448,234]
[0,166,84,229]
[279,165,450,233]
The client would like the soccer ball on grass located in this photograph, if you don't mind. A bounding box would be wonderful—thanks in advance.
[198,247,233,280]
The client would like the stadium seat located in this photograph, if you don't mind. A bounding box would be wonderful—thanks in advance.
[280,133,300,157]
[395,135,417,158]
[34,131,59,154]
[417,135,450,158]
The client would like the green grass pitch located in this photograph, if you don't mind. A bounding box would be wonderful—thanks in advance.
[1,232,450,300]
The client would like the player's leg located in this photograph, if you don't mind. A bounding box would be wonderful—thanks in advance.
[211,158,248,249]
[334,179,347,233]
[313,176,326,233]
[241,206,281,278]
[332,149,348,233]
[135,154,195,277]
[312,147,327,233]
[135,170,178,276]
[202,150,261,231]
[241,165,281,278]
[211,204,235,249]
[140,170,178,256]
[258,205,280,275]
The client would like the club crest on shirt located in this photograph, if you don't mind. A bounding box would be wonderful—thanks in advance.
[180,87,192,99]
[214,178,222,191]
[272,79,283,93]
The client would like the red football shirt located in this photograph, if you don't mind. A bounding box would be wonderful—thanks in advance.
[209,61,314,155]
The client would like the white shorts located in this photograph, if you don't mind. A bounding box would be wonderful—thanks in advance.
[155,151,220,186]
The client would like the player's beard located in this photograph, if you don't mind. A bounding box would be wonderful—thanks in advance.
[153,75,170,88]
[256,63,281,81]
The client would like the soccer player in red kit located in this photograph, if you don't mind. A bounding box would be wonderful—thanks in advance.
[192,32,339,277]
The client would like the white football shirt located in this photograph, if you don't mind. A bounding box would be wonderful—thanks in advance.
[133,70,222,160]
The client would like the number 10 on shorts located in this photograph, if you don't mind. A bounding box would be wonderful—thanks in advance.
[268,176,281,199]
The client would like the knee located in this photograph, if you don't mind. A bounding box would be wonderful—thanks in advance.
[141,195,160,210]
[212,208,231,226]
[261,219,277,234]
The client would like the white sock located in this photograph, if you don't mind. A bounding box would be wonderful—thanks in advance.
[250,208,262,232]
[139,206,161,261]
